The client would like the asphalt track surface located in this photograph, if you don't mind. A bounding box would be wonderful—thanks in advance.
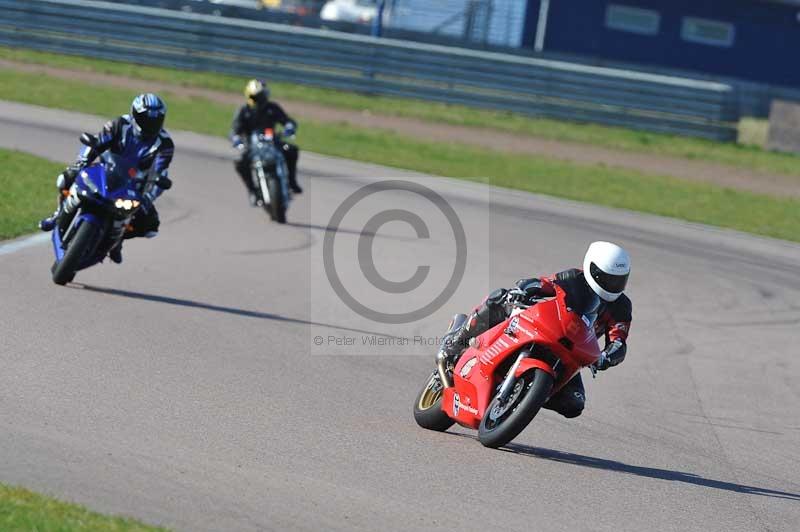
[1,101,799,532]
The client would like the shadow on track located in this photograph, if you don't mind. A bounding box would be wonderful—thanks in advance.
[503,443,800,501]
[74,284,399,339]
[286,222,419,241]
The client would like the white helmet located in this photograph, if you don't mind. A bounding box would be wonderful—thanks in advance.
[583,241,630,302]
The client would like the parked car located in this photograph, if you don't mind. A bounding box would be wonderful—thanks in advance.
[209,0,261,7]
[320,0,377,24]
[184,0,261,9]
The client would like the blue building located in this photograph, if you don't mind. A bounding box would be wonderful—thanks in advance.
[387,0,528,47]
[521,0,800,87]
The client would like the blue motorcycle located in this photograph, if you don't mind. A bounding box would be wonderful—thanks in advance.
[50,133,171,285]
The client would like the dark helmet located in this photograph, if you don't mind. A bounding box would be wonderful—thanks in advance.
[131,93,167,139]
[245,79,270,108]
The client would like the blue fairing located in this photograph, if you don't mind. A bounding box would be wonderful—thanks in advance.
[51,212,102,265]
[51,153,143,273]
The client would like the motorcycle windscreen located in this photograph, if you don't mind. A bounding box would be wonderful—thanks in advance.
[560,311,602,366]
[101,153,140,194]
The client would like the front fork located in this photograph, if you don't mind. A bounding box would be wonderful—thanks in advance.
[496,352,528,404]
[436,350,453,389]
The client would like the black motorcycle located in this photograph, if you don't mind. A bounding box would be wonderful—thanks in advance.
[249,129,291,224]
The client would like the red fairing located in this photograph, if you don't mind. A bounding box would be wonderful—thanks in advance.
[441,285,601,429]
[541,270,632,343]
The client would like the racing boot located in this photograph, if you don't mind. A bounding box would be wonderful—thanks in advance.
[38,206,60,232]
[108,241,123,264]
[38,191,69,232]
[442,289,510,365]
[441,323,471,365]
[288,165,302,194]
[39,168,79,231]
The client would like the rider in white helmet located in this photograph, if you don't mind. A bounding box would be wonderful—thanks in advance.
[441,241,632,419]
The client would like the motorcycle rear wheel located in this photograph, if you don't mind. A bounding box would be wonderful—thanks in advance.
[51,222,101,285]
[478,369,553,449]
[413,371,454,432]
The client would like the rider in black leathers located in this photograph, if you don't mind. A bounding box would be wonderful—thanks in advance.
[230,79,301,201]
[441,242,633,419]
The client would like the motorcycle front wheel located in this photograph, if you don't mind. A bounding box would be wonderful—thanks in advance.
[478,369,553,449]
[51,221,102,285]
[257,169,272,217]
[268,177,286,224]
[413,371,454,432]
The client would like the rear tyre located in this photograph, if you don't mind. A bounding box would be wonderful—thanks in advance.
[413,371,454,432]
[51,222,101,285]
[478,369,553,449]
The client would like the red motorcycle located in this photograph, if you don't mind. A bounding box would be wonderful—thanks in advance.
[413,285,605,448]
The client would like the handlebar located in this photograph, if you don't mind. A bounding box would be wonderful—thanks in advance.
[504,288,539,309]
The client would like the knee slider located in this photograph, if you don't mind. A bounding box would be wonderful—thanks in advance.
[562,390,585,418]
[561,407,583,419]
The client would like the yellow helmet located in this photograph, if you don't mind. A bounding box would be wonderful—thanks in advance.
[244,79,269,108]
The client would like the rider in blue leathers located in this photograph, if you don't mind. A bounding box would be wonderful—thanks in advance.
[39,94,174,264]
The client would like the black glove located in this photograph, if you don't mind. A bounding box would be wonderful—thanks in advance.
[597,339,626,371]
[515,278,545,298]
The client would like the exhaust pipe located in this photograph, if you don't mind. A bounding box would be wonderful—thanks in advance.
[436,349,454,388]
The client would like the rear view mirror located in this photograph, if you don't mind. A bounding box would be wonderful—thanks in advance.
[79,132,99,147]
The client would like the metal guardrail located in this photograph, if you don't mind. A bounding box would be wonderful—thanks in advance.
[0,0,740,141]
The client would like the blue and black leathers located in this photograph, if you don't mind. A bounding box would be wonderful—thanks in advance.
[42,114,175,240]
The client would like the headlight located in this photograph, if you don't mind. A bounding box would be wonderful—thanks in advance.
[114,198,135,210]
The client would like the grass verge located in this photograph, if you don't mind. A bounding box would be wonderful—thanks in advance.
[0,482,168,531]
[0,148,61,240]
[2,46,800,177]
[1,68,799,242]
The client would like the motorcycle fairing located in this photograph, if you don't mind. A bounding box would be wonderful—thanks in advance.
[51,158,142,271]
[441,286,602,429]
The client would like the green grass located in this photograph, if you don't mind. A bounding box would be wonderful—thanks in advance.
[3,46,800,177]
[0,148,62,240]
[1,67,798,242]
[0,483,168,531]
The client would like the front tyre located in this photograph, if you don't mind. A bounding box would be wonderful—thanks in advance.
[51,222,101,285]
[413,371,454,432]
[268,177,286,224]
[478,369,553,449]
